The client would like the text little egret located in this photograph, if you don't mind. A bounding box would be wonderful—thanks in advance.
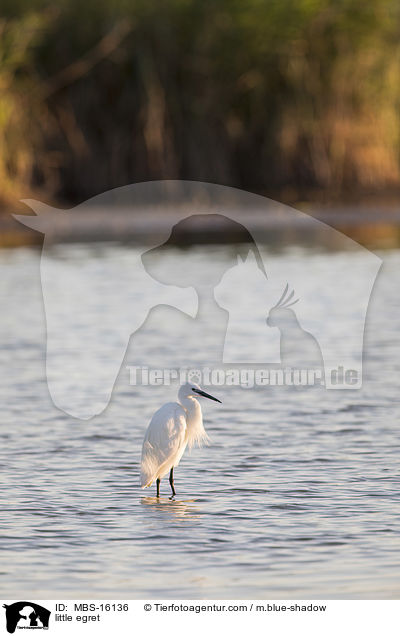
[140,382,221,497]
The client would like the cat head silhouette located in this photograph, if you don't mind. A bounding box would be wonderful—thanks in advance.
[214,250,267,310]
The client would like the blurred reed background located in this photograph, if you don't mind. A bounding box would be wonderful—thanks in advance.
[0,0,399,215]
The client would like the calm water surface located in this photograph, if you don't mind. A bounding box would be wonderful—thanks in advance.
[0,243,399,599]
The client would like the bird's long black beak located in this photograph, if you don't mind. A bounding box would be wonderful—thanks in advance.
[193,388,221,403]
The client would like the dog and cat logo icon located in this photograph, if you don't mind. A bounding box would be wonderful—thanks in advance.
[2,602,50,633]
[15,182,381,418]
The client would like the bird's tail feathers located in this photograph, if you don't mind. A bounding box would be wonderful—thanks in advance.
[140,442,159,487]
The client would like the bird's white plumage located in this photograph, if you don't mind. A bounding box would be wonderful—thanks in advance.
[140,402,187,487]
[140,382,217,491]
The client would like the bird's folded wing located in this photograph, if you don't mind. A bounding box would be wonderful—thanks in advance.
[140,403,187,487]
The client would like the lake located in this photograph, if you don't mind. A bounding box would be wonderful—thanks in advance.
[0,242,399,599]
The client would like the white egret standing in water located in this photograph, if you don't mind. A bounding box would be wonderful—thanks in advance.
[140,382,221,497]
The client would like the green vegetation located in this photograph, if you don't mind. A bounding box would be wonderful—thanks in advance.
[0,0,399,209]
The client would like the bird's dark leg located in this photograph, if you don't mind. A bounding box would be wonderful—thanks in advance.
[156,478,160,497]
[169,468,176,497]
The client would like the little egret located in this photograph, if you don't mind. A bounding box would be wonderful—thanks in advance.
[140,382,221,497]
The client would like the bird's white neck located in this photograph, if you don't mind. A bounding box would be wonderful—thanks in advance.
[179,395,209,449]
[179,393,198,413]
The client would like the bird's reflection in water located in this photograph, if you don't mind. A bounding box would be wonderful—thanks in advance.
[141,496,200,520]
